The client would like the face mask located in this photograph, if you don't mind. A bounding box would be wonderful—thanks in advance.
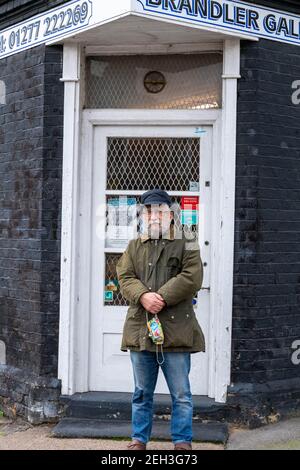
[147,315,164,345]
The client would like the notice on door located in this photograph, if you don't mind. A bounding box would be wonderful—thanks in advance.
[181,196,199,225]
[106,196,137,249]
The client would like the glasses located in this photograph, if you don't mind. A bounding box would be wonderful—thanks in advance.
[142,206,172,216]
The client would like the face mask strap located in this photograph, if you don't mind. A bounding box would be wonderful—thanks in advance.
[156,343,165,366]
[146,311,165,365]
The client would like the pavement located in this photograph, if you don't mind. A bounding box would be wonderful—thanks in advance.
[227,417,300,450]
[0,417,222,451]
[0,415,300,450]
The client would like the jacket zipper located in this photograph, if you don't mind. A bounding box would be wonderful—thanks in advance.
[153,239,158,291]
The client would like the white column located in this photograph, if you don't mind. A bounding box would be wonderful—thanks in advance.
[214,39,241,403]
[58,44,82,395]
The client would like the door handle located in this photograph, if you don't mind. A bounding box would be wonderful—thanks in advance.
[200,287,210,292]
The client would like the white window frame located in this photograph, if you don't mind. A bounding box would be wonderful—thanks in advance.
[58,39,240,403]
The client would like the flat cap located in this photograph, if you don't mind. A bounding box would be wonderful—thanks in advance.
[141,188,172,207]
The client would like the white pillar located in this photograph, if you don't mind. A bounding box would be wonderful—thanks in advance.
[214,39,241,403]
[58,44,82,395]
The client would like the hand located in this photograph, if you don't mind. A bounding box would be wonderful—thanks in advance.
[140,292,166,314]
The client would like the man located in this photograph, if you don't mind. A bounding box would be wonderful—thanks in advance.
[116,189,205,451]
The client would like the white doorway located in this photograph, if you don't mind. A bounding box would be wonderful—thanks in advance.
[59,40,241,403]
[83,119,213,395]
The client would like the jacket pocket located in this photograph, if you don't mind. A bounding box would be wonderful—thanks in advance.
[166,257,181,275]
[166,256,181,268]
[162,257,182,283]
[161,313,194,348]
[122,308,142,347]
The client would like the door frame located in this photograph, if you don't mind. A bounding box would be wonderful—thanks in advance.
[89,123,213,395]
[58,40,240,402]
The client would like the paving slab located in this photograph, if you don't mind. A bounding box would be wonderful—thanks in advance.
[227,418,300,450]
[0,420,223,451]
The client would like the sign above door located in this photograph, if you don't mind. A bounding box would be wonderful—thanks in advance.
[136,0,300,46]
[0,0,300,61]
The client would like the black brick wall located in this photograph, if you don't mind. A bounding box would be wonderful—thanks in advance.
[232,39,300,388]
[40,46,64,376]
[0,1,69,30]
[0,44,63,379]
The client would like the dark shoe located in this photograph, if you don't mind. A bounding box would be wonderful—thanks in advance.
[174,442,192,451]
[127,439,147,450]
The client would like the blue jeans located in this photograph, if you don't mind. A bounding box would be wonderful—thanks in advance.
[130,350,193,445]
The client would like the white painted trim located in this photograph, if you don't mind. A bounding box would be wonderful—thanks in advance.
[58,44,82,396]
[45,10,134,46]
[77,112,95,392]
[105,190,201,197]
[45,7,259,48]
[60,78,80,83]
[131,11,258,43]
[58,40,240,403]
[73,110,219,396]
[207,111,222,400]
[211,39,240,403]
[222,74,241,79]
[85,43,223,56]
[84,120,213,394]
[83,109,221,126]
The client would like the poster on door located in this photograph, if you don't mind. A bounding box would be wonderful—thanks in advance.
[181,196,199,226]
[106,196,137,249]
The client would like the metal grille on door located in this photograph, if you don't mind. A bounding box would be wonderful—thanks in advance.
[107,138,200,191]
[86,54,223,110]
[104,137,200,307]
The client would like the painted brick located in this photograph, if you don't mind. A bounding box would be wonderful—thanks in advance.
[0,44,63,386]
[232,39,300,393]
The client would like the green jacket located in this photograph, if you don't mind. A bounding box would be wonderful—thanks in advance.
[116,228,205,353]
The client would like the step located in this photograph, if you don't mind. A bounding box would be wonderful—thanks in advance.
[62,392,228,421]
[52,418,229,444]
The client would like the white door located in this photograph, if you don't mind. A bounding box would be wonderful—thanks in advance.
[88,125,212,395]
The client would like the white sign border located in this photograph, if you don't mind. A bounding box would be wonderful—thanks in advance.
[134,0,300,47]
[1,0,300,61]
[0,0,93,60]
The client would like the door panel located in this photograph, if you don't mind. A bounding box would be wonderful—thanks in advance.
[89,126,212,394]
